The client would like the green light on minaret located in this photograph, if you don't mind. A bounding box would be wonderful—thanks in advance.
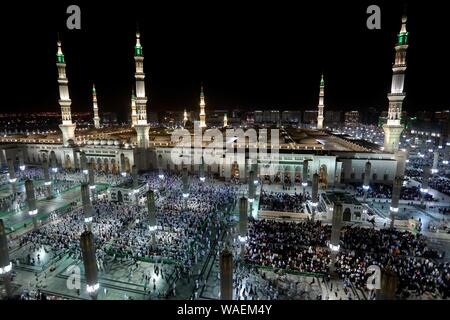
[320,74,324,86]
[398,32,409,45]
[57,53,65,63]
[135,45,143,57]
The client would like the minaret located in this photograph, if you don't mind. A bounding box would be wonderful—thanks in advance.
[131,89,138,127]
[317,73,325,129]
[223,113,228,128]
[57,39,76,146]
[133,31,150,148]
[92,84,100,129]
[199,85,206,128]
[183,109,188,127]
[383,13,409,152]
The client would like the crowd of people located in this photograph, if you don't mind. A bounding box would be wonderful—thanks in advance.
[354,183,433,202]
[245,218,450,298]
[16,170,238,295]
[259,191,309,213]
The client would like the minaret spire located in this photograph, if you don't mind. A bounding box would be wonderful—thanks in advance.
[199,84,206,128]
[317,72,325,129]
[92,84,100,129]
[56,37,76,146]
[383,12,409,152]
[183,108,188,127]
[223,113,228,128]
[133,30,150,149]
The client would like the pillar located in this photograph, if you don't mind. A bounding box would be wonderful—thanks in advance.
[88,160,96,196]
[302,160,309,193]
[0,219,13,298]
[131,165,139,204]
[80,230,99,300]
[376,268,398,300]
[432,151,439,174]
[18,151,25,172]
[248,170,256,201]
[420,164,430,207]
[329,202,343,276]
[43,159,53,199]
[7,158,16,194]
[147,190,157,245]
[390,176,402,229]
[199,156,206,182]
[239,197,248,261]
[25,179,38,230]
[81,183,93,229]
[394,150,407,178]
[220,247,233,300]
[132,165,138,190]
[182,167,189,197]
[311,173,319,221]
[363,161,372,202]
[80,151,88,182]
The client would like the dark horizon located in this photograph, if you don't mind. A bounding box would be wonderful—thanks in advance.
[3,0,448,121]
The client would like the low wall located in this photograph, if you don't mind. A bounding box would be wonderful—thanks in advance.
[259,210,310,220]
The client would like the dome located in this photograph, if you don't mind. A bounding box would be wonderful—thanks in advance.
[100,140,107,145]
[114,140,120,146]
[93,140,100,145]
[87,140,93,145]
[107,140,114,146]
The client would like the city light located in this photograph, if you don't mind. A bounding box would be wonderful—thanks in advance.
[238,235,248,243]
[328,243,340,252]
[0,262,12,275]
[86,283,100,293]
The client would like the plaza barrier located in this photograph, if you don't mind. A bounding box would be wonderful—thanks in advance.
[104,248,178,265]
[243,263,324,278]
[259,210,310,220]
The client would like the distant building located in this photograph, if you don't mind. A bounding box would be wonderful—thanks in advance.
[281,111,301,126]
[303,110,318,126]
[344,111,359,125]
[360,107,379,125]
[324,111,342,127]
[254,111,264,124]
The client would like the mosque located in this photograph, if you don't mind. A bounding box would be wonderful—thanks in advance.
[0,14,411,190]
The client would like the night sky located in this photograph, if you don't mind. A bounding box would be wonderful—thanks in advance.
[3,0,448,121]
